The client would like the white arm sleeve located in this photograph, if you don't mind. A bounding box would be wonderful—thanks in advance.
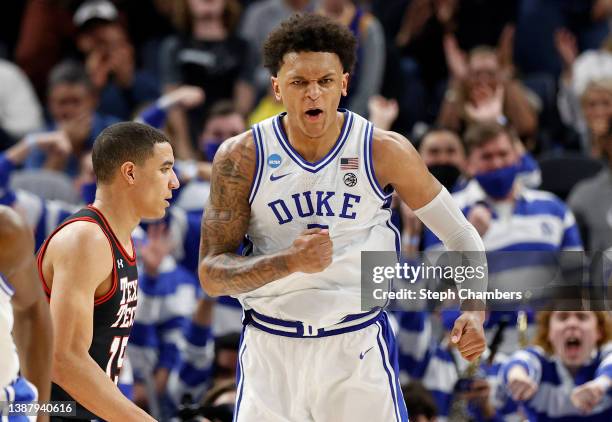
[413,187,485,252]
[413,187,488,304]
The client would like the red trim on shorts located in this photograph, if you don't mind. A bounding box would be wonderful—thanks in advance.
[86,205,136,263]
[37,217,119,307]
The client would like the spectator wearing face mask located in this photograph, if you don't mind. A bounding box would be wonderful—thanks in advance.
[397,125,538,255]
[423,122,582,355]
[199,100,246,162]
[501,311,612,421]
[424,123,580,253]
[398,128,467,255]
[173,100,246,212]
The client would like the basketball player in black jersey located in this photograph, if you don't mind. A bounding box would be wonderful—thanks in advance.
[38,122,179,421]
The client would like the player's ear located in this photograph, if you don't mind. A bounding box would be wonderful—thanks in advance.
[120,162,136,185]
[341,73,349,97]
[271,76,282,101]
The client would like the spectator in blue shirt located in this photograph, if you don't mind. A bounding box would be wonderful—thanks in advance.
[502,311,612,421]
[424,123,581,253]
[24,61,120,177]
[422,122,582,356]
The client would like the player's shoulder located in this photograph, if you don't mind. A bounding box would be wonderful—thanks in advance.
[371,127,418,160]
[44,220,114,292]
[0,205,27,238]
[215,130,256,163]
[371,127,413,146]
[212,130,257,180]
[47,220,112,264]
[0,205,32,262]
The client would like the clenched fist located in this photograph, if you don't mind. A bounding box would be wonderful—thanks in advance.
[288,228,333,273]
[450,311,486,362]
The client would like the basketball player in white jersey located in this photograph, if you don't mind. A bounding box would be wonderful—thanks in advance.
[199,14,487,421]
[0,205,53,422]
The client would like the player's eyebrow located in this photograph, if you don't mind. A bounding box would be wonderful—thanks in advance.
[290,73,335,80]
[160,160,174,167]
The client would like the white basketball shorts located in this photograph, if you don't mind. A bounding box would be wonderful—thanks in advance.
[233,310,409,421]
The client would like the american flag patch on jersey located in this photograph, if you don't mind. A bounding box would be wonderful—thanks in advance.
[340,157,358,170]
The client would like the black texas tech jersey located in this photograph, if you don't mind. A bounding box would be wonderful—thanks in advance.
[38,205,138,420]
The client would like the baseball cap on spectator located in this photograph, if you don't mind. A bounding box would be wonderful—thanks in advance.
[73,0,118,28]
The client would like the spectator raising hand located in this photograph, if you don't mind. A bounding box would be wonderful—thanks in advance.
[555,28,578,79]
[506,365,538,402]
[5,131,72,166]
[443,34,468,81]
[465,85,505,124]
[438,44,538,141]
[140,223,173,277]
[571,377,611,414]
[368,95,399,130]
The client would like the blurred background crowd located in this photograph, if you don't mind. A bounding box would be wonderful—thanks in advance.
[2,0,612,421]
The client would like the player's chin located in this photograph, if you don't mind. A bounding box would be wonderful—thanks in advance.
[143,205,168,220]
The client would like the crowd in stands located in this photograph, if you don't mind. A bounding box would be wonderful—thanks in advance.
[2,1,612,421]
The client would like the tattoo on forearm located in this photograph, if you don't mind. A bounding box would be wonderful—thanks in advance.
[206,253,291,295]
[199,137,293,295]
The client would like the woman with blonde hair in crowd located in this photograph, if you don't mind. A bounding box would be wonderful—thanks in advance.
[501,310,612,421]
[576,79,612,158]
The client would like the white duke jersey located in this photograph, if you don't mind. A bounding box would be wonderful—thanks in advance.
[0,274,19,387]
[236,110,400,327]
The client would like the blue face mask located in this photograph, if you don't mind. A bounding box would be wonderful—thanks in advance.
[474,163,519,199]
[203,139,224,162]
[80,181,97,204]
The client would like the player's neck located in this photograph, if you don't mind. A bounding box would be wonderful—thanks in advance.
[92,190,140,246]
[283,111,344,162]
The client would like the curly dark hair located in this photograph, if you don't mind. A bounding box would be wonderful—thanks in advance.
[263,13,357,76]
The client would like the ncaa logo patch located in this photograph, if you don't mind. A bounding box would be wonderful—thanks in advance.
[268,154,282,168]
[343,172,357,187]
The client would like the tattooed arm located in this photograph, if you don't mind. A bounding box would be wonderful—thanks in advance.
[198,132,332,297]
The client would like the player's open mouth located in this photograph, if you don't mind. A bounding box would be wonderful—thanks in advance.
[305,108,323,121]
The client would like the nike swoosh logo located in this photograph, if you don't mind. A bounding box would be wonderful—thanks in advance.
[360,346,374,359]
[270,173,291,181]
